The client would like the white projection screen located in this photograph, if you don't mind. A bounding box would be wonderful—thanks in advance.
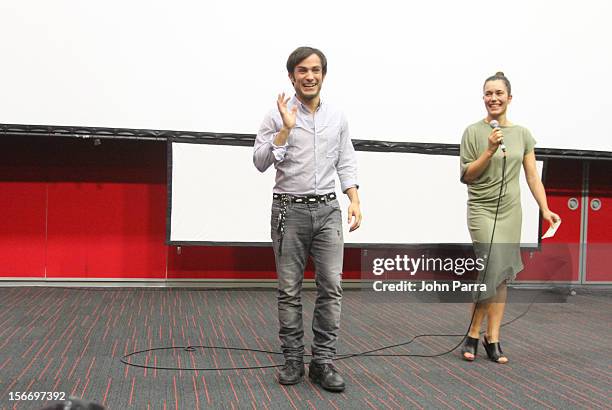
[169,142,543,246]
[1,0,611,152]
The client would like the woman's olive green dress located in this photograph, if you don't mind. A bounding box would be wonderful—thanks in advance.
[460,120,536,301]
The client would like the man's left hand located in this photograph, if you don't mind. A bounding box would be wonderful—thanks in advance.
[347,202,362,232]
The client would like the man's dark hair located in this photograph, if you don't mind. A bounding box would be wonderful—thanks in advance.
[484,71,511,95]
[286,46,327,75]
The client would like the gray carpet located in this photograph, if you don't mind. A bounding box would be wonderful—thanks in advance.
[0,287,610,409]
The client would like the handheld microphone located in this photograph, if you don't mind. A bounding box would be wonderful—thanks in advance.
[489,120,506,152]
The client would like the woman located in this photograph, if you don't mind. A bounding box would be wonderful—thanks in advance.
[459,72,560,363]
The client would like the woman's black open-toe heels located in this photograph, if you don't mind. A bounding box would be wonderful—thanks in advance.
[482,335,508,364]
[461,336,479,361]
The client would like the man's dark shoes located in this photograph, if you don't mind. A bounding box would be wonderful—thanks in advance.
[278,360,305,385]
[308,362,345,392]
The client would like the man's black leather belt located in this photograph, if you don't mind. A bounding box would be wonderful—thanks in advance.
[273,192,337,203]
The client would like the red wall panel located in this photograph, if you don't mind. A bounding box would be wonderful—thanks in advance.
[167,246,363,280]
[0,182,47,277]
[167,246,277,280]
[43,138,167,279]
[0,138,49,278]
[46,182,167,278]
[585,160,612,282]
[1,136,168,280]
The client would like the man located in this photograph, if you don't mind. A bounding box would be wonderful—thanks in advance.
[253,46,361,392]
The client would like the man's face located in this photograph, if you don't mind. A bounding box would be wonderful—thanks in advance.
[289,53,325,102]
[483,80,512,117]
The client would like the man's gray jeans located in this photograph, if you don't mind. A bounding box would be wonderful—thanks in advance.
[271,198,343,364]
